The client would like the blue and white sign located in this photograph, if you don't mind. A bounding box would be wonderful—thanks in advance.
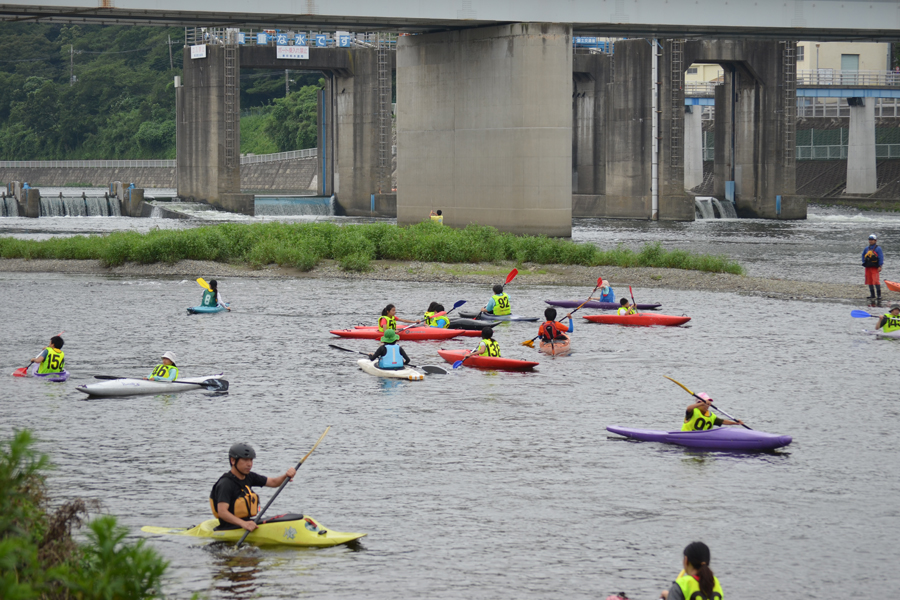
[295,33,307,46]
[276,33,288,45]
[190,44,207,59]
[238,32,246,44]
[276,46,310,59]
[315,34,327,47]
[338,35,351,47]
[574,36,598,45]
[257,32,268,45]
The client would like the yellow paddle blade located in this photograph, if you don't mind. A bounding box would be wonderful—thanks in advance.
[196,277,212,291]
[521,340,535,348]
[663,375,695,396]
[141,525,189,535]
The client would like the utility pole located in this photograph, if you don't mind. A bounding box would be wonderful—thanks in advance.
[285,69,289,96]
[168,35,174,70]
[69,45,74,85]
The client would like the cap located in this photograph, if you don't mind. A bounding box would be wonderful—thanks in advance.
[696,392,712,402]
[891,304,900,311]
[869,234,877,240]
[161,351,178,366]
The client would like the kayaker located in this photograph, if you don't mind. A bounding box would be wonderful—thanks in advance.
[539,307,573,342]
[477,327,501,357]
[617,298,637,315]
[29,335,65,375]
[877,304,900,332]
[202,279,230,311]
[209,443,296,532]
[659,541,724,600]
[378,304,417,333]
[145,352,178,382]
[424,302,451,328]
[862,234,884,305]
[482,284,511,316]
[430,209,443,225]
[590,279,615,303]
[367,329,411,370]
[682,393,744,430]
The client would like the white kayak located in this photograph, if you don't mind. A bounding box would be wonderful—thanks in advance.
[357,359,424,381]
[76,373,226,397]
[864,329,900,339]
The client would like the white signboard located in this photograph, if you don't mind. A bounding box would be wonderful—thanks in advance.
[190,44,207,59]
[276,45,310,60]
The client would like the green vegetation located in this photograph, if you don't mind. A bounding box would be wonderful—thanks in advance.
[1,430,168,599]
[0,221,744,275]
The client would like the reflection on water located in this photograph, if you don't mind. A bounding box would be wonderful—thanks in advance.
[207,544,263,600]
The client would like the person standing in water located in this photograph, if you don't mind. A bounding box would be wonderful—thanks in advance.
[660,541,724,600]
[862,234,884,305]
[202,279,230,311]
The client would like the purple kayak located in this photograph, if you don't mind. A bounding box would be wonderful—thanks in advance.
[33,370,70,383]
[606,425,792,452]
[546,300,662,311]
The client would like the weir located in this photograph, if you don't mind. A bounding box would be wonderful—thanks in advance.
[36,195,122,217]
[253,196,334,217]
[694,196,737,219]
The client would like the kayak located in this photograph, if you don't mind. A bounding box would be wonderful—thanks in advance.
[458,310,539,322]
[448,318,493,330]
[885,280,900,293]
[864,329,900,339]
[353,325,481,338]
[583,313,691,327]
[357,359,424,380]
[546,300,662,311]
[76,373,225,397]
[539,337,571,356]
[187,304,227,314]
[606,425,792,452]
[141,513,365,548]
[437,349,539,371]
[331,328,464,341]
[13,366,70,382]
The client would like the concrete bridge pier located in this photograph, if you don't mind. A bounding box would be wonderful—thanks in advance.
[684,106,704,191]
[846,99,877,195]
[397,23,573,236]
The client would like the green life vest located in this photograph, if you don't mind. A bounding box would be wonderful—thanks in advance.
[618,306,637,315]
[151,364,179,381]
[202,289,217,307]
[676,572,724,600]
[479,339,501,357]
[883,313,900,333]
[424,312,450,328]
[37,347,65,374]
[378,315,396,333]
[491,293,511,316]
[682,407,718,432]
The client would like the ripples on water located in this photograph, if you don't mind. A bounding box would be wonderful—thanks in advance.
[2,273,899,599]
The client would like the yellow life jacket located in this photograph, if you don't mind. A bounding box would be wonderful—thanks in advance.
[479,339,501,357]
[676,571,724,600]
[617,306,637,315]
[378,315,396,333]
[37,347,65,374]
[151,364,178,380]
[431,214,443,225]
[424,312,450,328]
[682,407,719,432]
[209,484,260,519]
[883,313,900,333]
[491,293,511,316]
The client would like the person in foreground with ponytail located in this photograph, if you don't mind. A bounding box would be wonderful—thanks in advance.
[660,541,723,600]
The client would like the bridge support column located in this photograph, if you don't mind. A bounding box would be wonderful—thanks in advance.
[846,99,877,195]
[397,23,572,236]
[684,106,703,191]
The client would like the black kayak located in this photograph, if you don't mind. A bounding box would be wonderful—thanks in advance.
[448,318,493,330]
[458,310,539,322]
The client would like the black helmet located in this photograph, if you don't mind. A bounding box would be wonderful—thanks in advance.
[229,442,256,460]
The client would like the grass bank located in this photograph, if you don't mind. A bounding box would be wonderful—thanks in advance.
[0,221,744,275]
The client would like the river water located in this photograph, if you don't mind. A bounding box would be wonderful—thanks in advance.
[2,205,899,598]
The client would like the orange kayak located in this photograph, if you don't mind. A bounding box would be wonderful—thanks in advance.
[437,349,539,371]
[583,314,691,327]
[885,280,900,293]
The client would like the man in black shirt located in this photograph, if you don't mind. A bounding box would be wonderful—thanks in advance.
[209,442,297,531]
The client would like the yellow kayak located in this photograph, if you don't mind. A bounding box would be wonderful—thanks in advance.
[141,513,365,547]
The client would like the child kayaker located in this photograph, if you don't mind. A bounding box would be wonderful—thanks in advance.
[29,335,65,375]
[146,352,179,381]
[368,329,410,370]
[590,279,615,303]
[877,304,900,332]
[659,541,724,600]
[682,393,744,431]
[378,304,417,333]
[202,279,230,311]
[617,298,637,315]
[429,209,443,225]
[477,327,501,357]
[538,307,573,342]
[482,284,511,316]
[424,302,451,328]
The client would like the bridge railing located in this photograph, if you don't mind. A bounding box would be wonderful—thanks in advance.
[0,149,318,169]
[796,69,900,86]
[185,27,395,48]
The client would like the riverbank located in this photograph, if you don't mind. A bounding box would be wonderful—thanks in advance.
[1,257,891,305]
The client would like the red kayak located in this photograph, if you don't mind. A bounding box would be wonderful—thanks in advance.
[583,314,691,327]
[437,349,539,371]
[885,280,900,293]
[353,325,481,338]
[330,328,464,341]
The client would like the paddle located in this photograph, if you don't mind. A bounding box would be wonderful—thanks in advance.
[629,285,638,313]
[328,344,448,374]
[197,277,212,291]
[452,344,482,369]
[522,277,602,348]
[397,300,467,332]
[236,426,331,549]
[851,310,881,318]
[663,375,751,430]
[14,330,66,377]
[93,375,229,391]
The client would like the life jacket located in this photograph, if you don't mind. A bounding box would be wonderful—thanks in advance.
[540,321,566,341]
[424,312,450,328]
[598,288,615,302]
[884,313,900,333]
[479,339,501,357]
[378,344,404,370]
[431,214,443,225]
[682,407,718,432]
[151,364,179,381]
[617,306,636,315]
[864,247,881,268]
[209,476,260,520]
[491,293,511,316]
[37,347,65,374]
[378,315,397,333]
[202,289,218,307]
[675,571,724,600]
